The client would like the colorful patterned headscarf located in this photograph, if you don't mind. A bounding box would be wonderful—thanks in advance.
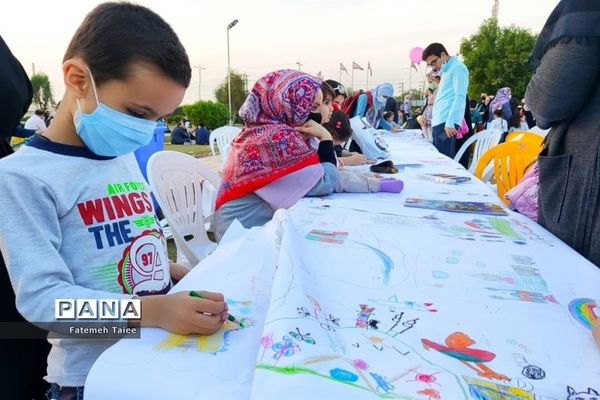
[489,87,512,113]
[216,70,322,209]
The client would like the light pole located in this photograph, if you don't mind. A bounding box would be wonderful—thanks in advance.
[227,19,239,125]
[193,65,205,101]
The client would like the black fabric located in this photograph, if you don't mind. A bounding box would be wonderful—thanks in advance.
[0,35,50,399]
[349,140,362,154]
[456,96,473,169]
[0,36,33,159]
[333,144,343,158]
[317,140,336,165]
[527,36,600,267]
[384,97,399,123]
[530,0,600,67]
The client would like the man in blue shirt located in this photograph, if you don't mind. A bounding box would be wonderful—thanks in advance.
[195,123,210,145]
[422,43,469,158]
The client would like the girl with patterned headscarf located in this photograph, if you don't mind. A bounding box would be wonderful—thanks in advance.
[214,70,339,240]
[488,87,513,123]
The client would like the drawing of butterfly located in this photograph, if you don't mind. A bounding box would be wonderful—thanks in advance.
[271,336,300,360]
[289,328,316,345]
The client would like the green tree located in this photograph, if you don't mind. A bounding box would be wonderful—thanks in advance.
[460,18,538,99]
[214,71,247,124]
[181,101,229,130]
[30,73,54,109]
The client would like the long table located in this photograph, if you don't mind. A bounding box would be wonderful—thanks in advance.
[86,130,600,399]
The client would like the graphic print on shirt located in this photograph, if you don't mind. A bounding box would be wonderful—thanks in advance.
[76,180,170,294]
[117,228,170,295]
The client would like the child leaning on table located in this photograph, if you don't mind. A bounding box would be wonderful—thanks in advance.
[0,3,228,398]
[324,110,404,194]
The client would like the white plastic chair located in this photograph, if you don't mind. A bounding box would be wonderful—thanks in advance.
[147,151,221,267]
[209,126,241,165]
[454,129,502,174]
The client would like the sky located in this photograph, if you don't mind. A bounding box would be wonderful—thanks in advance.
[2,0,559,107]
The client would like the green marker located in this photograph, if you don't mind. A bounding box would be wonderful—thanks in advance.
[189,290,241,325]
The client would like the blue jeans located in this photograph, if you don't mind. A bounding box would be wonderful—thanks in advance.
[46,384,84,400]
[432,123,457,159]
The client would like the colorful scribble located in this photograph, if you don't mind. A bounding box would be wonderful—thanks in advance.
[369,372,395,394]
[417,388,441,400]
[354,242,394,285]
[422,332,510,382]
[464,377,533,399]
[568,298,599,330]
[155,320,242,353]
[356,304,376,329]
[330,368,359,382]
[305,229,349,244]
[368,295,437,313]
[407,369,440,386]
[487,287,558,304]
[272,335,301,362]
[289,327,316,345]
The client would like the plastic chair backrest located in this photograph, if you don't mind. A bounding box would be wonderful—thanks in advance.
[209,126,241,165]
[474,141,539,204]
[506,131,544,149]
[147,151,221,267]
[453,129,502,172]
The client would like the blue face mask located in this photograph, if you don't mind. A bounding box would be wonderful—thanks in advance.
[74,69,157,157]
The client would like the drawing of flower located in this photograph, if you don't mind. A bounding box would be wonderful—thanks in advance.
[417,388,441,400]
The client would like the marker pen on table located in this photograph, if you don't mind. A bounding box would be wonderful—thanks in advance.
[189,290,241,325]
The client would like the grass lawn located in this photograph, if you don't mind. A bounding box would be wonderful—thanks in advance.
[163,143,213,157]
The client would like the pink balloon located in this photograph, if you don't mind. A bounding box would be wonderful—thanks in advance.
[409,47,424,64]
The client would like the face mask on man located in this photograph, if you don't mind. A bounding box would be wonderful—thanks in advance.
[73,68,157,157]
[306,112,322,124]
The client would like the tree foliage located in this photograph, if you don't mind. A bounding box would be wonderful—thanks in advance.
[30,73,54,109]
[181,101,229,130]
[214,71,247,124]
[460,18,538,99]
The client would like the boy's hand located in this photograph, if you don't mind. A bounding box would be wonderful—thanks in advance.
[142,291,228,335]
[169,262,189,282]
[297,120,332,141]
[343,153,369,165]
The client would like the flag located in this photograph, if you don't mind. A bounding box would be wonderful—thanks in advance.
[316,71,324,80]
[340,62,349,75]
[352,61,363,70]
[367,61,373,77]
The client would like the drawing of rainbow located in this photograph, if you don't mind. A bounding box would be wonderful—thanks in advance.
[568,298,599,329]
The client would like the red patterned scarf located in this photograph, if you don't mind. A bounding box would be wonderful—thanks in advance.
[216,70,322,209]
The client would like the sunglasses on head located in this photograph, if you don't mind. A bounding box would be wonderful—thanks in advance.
[331,84,347,96]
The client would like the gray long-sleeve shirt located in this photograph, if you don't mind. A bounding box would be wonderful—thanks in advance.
[0,136,171,386]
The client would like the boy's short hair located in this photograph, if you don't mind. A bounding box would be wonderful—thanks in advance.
[34,109,45,116]
[422,43,448,61]
[469,100,477,109]
[64,2,191,88]
[325,110,352,142]
[321,82,335,101]
[493,109,503,117]
[383,111,394,120]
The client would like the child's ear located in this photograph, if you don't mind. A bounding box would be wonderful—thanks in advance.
[63,59,91,99]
